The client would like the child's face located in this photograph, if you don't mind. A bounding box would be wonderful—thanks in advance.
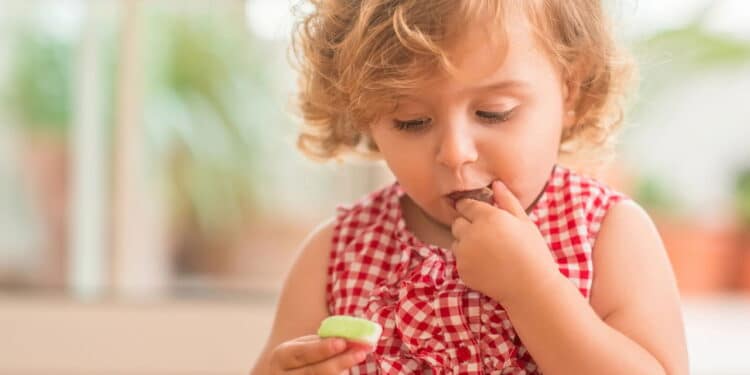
[369,17,575,228]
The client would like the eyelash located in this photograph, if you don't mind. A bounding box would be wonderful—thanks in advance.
[393,118,431,131]
[476,109,516,123]
[392,108,516,131]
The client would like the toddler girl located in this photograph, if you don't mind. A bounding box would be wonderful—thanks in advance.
[252,1,688,374]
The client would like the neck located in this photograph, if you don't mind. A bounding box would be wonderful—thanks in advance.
[401,195,455,249]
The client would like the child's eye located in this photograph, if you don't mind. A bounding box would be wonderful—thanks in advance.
[392,117,431,132]
[476,108,516,124]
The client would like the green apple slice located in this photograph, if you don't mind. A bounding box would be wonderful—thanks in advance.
[317,315,382,347]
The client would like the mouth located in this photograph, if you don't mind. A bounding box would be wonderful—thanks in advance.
[446,183,494,208]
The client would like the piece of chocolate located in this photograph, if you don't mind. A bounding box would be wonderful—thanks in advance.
[451,187,494,205]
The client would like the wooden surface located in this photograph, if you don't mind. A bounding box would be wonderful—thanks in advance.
[0,294,275,374]
[1,293,749,374]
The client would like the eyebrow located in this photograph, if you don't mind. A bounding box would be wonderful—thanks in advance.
[468,79,530,94]
[396,79,530,104]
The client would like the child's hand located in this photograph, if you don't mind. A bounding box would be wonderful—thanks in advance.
[268,335,367,375]
[451,181,558,305]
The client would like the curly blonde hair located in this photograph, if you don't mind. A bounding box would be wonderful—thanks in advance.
[291,0,636,167]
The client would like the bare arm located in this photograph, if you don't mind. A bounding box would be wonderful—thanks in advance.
[249,218,335,375]
[501,200,689,375]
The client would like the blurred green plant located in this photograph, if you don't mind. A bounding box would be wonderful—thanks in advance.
[628,2,750,215]
[632,174,682,217]
[735,167,750,229]
[144,7,279,237]
[630,3,750,121]
[3,30,73,135]
[635,25,750,70]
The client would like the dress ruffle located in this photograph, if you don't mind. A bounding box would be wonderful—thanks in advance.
[349,244,532,374]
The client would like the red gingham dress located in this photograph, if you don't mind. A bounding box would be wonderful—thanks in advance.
[326,164,627,374]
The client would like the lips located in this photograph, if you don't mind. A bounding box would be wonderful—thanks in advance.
[447,185,494,206]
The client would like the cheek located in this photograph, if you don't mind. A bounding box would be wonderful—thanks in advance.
[372,135,438,201]
[382,146,429,181]
[371,128,431,171]
[369,123,397,154]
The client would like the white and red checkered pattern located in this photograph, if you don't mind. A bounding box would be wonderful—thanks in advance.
[327,164,626,374]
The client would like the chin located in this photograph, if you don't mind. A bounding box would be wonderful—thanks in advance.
[430,204,457,228]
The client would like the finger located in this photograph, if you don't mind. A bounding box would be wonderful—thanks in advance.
[275,337,348,370]
[491,180,526,217]
[288,349,368,375]
[455,198,492,221]
[451,216,470,240]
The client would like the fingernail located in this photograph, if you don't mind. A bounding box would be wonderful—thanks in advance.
[355,351,367,362]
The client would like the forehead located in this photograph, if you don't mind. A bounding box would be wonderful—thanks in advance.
[401,14,557,101]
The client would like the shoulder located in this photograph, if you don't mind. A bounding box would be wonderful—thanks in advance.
[301,217,338,260]
[589,200,689,374]
[282,217,337,314]
[275,217,337,329]
[252,218,336,373]
[555,166,629,237]
[590,199,671,315]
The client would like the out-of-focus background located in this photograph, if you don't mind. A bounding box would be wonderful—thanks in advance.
[0,0,748,374]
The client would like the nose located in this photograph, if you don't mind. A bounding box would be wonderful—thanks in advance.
[435,122,479,169]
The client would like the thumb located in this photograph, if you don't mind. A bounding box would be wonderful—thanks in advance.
[492,180,526,217]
